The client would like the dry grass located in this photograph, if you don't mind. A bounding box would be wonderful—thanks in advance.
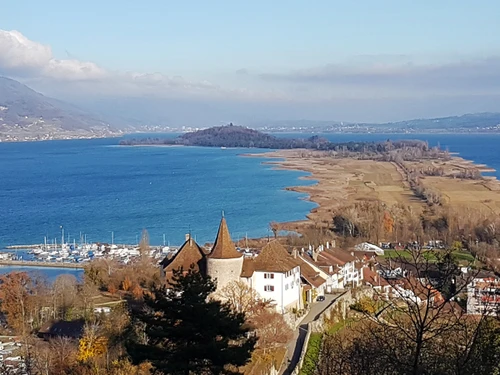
[249,150,500,232]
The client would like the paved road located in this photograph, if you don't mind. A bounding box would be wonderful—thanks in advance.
[281,293,342,375]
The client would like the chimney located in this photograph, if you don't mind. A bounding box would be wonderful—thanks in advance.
[312,249,319,262]
[332,240,336,248]
[326,241,330,249]
[185,233,191,242]
[292,248,298,259]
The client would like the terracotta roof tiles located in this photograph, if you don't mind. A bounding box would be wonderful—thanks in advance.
[240,258,255,278]
[161,238,206,282]
[298,260,326,288]
[253,240,299,273]
[208,217,242,259]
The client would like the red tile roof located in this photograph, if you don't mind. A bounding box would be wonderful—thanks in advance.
[208,217,242,259]
[299,261,326,288]
[253,240,299,273]
[241,258,255,278]
[318,249,356,265]
[162,238,206,282]
[363,267,390,287]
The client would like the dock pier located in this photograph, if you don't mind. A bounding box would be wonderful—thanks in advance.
[0,260,84,269]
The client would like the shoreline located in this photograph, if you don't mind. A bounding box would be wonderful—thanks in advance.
[0,260,84,269]
[244,149,500,234]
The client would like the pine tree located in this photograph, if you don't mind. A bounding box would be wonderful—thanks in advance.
[127,266,256,374]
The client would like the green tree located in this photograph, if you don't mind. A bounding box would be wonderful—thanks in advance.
[127,266,256,374]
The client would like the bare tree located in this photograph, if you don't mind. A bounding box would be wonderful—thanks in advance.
[312,248,500,375]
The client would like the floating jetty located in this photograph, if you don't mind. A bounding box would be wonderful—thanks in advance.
[6,244,44,249]
[0,260,84,269]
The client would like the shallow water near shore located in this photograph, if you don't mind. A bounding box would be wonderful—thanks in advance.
[0,265,83,282]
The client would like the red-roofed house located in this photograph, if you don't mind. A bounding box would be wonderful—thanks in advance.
[161,217,303,314]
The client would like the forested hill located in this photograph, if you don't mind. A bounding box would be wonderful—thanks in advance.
[119,124,431,154]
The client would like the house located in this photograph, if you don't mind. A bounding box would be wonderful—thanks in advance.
[37,319,85,340]
[354,242,384,256]
[240,241,303,313]
[160,216,303,314]
[362,266,394,300]
[393,279,443,306]
[295,255,327,304]
[466,271,500,315]
[160,234,208,284]
[298,246,362,291]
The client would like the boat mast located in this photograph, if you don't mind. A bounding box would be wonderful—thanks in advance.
[60,226,64,249]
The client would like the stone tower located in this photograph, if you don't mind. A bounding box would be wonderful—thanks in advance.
[206,216,244,291]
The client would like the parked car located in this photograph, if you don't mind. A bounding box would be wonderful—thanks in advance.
[316,295,325,302]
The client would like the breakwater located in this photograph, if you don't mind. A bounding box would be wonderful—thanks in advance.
[0,260,84,269]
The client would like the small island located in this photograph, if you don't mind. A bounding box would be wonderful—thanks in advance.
[120,124,435,155]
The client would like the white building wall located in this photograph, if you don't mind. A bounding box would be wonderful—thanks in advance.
[342,261,361,287]
[252,267,301,313]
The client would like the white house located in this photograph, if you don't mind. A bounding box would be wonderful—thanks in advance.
[298,246,362,290]
[241,241,303,313]
[355,242,385,256]
[161,217,303,314]
[466,271,500,315]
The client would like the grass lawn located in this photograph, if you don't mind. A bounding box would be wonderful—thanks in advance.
[327,318,355,334]
[299,332,322,375]
[379,249,475,265]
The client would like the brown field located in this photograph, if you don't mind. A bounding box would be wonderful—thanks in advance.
[247,150,500,232]
[422,176,500,213]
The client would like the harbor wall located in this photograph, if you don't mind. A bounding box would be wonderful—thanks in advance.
[0,260,84,269]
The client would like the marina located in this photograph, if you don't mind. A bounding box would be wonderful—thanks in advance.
[1,233,181,269]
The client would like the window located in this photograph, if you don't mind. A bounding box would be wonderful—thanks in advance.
[264,285,275,292]
[264,273,274,279]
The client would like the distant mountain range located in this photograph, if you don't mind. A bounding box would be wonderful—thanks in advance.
[0,76,118,141]
[1,76,500,141]
[253,113,500,133]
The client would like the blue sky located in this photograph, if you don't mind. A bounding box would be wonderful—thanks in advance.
[1,1,500,123]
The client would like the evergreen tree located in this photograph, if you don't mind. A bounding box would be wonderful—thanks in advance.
[127,266,256,374]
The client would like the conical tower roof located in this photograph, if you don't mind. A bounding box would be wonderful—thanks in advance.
[208,217,242,259]
[161,236,206,274]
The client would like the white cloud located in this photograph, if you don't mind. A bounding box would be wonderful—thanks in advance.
[0,30,106,80]
[259,57,500,97]
[0,29,289,102]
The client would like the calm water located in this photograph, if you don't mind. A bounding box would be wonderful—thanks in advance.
[1,133,499,280]
[0,137,317,249]
[0,265,83,282]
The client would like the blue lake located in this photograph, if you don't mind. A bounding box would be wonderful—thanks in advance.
[1,133,499,251]
[1,132,499,279]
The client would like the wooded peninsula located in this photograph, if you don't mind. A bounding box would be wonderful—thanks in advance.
[120,124,432,153]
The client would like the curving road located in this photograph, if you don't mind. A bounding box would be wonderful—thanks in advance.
[281,293,343,374]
